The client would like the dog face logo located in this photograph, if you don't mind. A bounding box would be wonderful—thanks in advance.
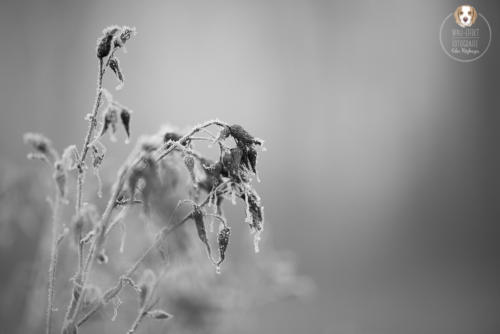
[454,5,477,27]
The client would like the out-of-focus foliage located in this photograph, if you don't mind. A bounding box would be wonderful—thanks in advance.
[1,142,311,334]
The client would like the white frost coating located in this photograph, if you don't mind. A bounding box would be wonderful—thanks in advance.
[231,189,236,205]
[94,168,103,198]
[253,230,262,253]
[119,222,126,253]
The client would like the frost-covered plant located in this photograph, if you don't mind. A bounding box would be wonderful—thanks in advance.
[24,26,265,334]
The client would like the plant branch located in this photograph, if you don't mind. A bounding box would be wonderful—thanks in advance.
[76,212,192,328]
[45,188,62,334]
[63,49,121,331]
[155,120,228,161]
[75,58,104,213]
[75,48,118,213]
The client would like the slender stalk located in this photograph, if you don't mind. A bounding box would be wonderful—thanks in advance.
[127,310,146,334]
[75,58,104,213]
[75,49,118,213]
[63,51,120,332]
[155,120,227,161]
[45,190,62,334]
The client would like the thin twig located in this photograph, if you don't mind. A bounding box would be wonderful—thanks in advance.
[126,310,146,334]
[76,212,191,328]
[155,120,227,161]
[45,189,62,334]
[75,58,104,213]
[75,48,118,213]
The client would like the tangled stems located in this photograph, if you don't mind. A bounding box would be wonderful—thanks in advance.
[25,26,265,334]
[75,58,103,213]
[63,120,230,332]
[155,120,228,161]
[77,194,215,329]
[78,210,189,329]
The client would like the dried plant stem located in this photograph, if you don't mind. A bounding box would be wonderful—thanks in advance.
[61,58,106,331]
[155,120,227,162]
[76,58,104,213]
[46,190,62,334]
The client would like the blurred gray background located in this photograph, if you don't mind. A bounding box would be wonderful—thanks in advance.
[1,0,500,333]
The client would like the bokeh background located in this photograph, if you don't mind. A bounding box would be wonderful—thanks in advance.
[1,0,500,333]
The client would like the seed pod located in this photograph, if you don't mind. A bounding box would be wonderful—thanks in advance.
[246,190,264,232]
[97,34,114,59]
[192,206,213,262]
[100,106,119,140]
[120,108,131,140]
[96,26,120,59]
[183,155,196,183]
[245,190,264,253]
[247,146,258,173]
[114,26,136,48]
[53,161,67,198]
[91,143,105,169]
[217,226,231,265]
[147,310,172,320]
[138,269,156,308]
[97,249,108,264]
[23,132,57,161]
[229,124,260,146]
[184,155,195,170]
[216,194,224,216]
[109,57,124,90]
